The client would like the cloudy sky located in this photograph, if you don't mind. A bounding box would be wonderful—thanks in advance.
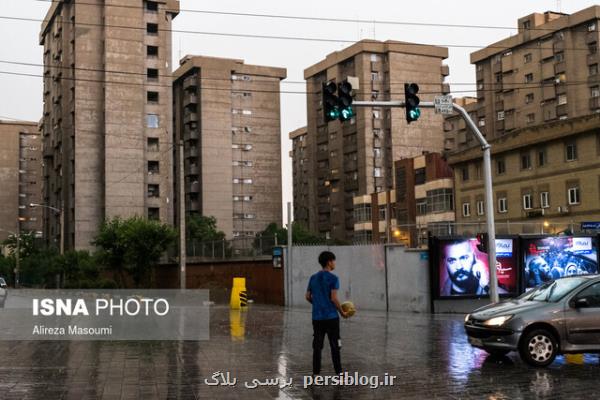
[1,0,598,223]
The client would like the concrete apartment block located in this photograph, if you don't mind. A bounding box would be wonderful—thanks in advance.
[40,0,179,250]
[289,127,309,226]
[446,7,600,234]
[0,121,43,243]
[303,40,449,241]
[173,56,286,239]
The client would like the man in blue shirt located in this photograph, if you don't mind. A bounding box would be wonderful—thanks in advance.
[306,251,348,375]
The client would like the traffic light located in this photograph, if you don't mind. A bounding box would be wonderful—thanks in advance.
[322,81,339,122]
[404,83,421,123]
[337,79,354,121]
[476,232,489,254]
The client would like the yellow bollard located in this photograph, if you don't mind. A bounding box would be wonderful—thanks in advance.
[230,309,246,341]
[230,277,247,310]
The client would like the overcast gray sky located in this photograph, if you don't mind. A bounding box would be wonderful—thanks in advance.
[1,0,598,224]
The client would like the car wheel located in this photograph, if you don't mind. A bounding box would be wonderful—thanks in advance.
[519,329,558,367]
[485,349,510,358]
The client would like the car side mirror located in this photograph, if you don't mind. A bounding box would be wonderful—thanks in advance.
[574,298,589,308]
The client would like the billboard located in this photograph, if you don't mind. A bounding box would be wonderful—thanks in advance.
[523,236,598,289]
[436,238,518,298]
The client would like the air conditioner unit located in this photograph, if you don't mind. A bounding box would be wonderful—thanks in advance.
[557,206,569,214]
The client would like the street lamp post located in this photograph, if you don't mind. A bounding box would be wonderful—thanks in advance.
[29,203,63,255]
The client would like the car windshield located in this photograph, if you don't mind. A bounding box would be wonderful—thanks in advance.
[523,277,589,303]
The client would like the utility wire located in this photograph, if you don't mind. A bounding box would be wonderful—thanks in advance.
[0,15,596,52]
[32,0,596,34]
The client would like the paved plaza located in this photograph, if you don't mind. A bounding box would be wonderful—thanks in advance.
[0,305,599,399]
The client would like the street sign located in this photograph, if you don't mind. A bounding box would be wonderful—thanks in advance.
[581,222,600,230]
[434,95,453,115]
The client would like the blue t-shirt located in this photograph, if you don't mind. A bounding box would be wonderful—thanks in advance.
[307,270,340,321]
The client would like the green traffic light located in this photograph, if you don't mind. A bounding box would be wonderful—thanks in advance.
[409,108,421,120]
[340,106,354,121]
[328,108,340,119]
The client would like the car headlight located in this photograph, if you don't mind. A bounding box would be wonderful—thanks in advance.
[464,314,470,323]
[482,315,513,327]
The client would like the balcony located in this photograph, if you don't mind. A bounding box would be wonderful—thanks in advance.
[184,129,199,141]
[344,160,358,172]
[184,92,198,106]
[495,119,505,132]
[316,150,329,161]
[186,164,199,176]
[344,180,359,192]
[185,147,198,158]
[183,75,197,89]
[587,53,599,65]
[554,61,566,75]
[542,84,555,101]
[586,31,599,45]
[441,65,450,77]
[590,96,600,110]
[188,181,200,193]
[556,103,568,117]
[441,83,450,94]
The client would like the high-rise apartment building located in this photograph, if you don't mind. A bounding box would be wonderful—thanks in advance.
[289,127,309,226]
[0,121,43,243]
[303,40,449,241]
[172,56,286,239]
[40,0,179,250]
[446,7,600,235]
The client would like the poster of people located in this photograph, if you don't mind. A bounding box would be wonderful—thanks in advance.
[438,238,518,297]
[523,236,598,289]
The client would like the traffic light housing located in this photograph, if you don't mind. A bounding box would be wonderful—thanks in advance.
[404,83,421,123]
[476,232,489,254]
[337,80,354,121]
[322,81,339,122]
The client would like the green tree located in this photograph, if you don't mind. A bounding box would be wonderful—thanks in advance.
[2,232,36,259]
[186,215,225,242]
[255,222,326,249]
[56,250,100,288]
[93,216,177,288]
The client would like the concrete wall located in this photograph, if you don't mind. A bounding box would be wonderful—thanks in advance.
[288,244,430,313]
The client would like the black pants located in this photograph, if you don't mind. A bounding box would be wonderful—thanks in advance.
[312,318,342,374]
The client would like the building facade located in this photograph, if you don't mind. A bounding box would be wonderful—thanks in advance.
[40,0,179,250]
[172,56,286,239]
[447,7,600,235]
[289,127,310,226]
[303,40,450,241]
[0,121,43,243]
[353,153,454,247]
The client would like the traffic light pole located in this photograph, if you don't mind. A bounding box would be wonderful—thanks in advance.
[353,100,499,303]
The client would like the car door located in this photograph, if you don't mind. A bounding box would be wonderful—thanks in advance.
[565,282,600,346]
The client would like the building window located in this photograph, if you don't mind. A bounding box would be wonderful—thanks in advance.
[147,184,159,198]
[148,138,159,152]
[568,186,580,205]
[147,91,159,103]
[498,197,508,213]
[416,199,427,216]
[588,21,597,32]
[521,153,531,170]
[554,52,565,62]
[414,168,426,185]
[525,93,534,104]
[477,81,484,90]
[524,53,532,63]
[371,72,379,81]
[233,195,253,202]
[523,20,531,30]
[526,113,535,124]
[232,178,253,184]
[525,73,533,84]
[540,191,550,208]
[147,68,158,80]
[462,203,471,217]
[373,167,382,178]
[591,86,600,98]
[495,158,505,175]
[478,117,485,127]
[461,166,469,181]
[565,142,577,161]
[147,45,158,57]
[590,64,599,77]
[589,42,598,55]
[146,114,159,128]
[476,64,483,72]
[147,161,159,174]
[497,111,505,121]
[353,203,371,223]
[538,149,547,166]
[426,189,453,213]
[145,1,158,11]
[372,110,381,119]
[476,201,484,216]
[146,23,158,35]
[557,94,567,105]
[523,194,533,210]
[148,207,159,220]
[232,160,253,167]
[378,205,387,221]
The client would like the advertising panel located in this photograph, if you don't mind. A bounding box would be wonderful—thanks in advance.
[437,238,518,298]
[523,236,598,289]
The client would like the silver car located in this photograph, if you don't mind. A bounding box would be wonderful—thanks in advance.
[465,275,600,367]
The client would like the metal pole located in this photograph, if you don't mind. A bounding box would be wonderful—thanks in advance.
[59,204,64,256]
[179,140,186,289]
[386,190,391,243]
[15,230,20,288]
[352,100,499,303]
[286,202,292,307]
